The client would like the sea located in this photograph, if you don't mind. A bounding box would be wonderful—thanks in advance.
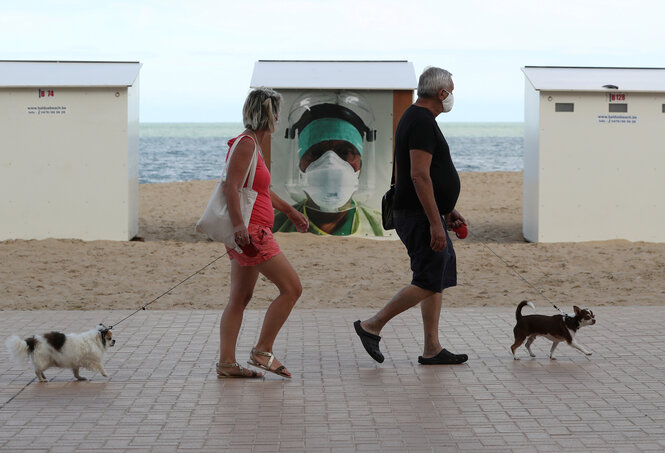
[139,122,524,184]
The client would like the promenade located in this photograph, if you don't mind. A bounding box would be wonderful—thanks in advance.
[1,307,664,452]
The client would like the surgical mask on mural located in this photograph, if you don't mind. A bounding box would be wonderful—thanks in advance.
[442,92,454,113]
[299,150,360,212]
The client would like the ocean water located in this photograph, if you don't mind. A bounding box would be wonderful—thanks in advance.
[139,122,524,184]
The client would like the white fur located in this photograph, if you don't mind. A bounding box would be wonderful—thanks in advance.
[5,325,114,382]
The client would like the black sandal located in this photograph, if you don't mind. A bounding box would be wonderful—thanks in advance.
[354,320,384,363]
[418,348,468,365]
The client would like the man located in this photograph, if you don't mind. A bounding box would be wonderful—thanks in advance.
[354,67,469,365]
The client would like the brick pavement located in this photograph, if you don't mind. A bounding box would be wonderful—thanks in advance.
[1,307,665,452]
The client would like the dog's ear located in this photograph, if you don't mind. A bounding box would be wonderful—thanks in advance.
[98,328,110,346]
[573,306,581,314]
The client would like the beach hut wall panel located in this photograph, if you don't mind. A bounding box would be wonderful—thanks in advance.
[522,66,665,243]
[251,60,417,91]
[250,60,416,237]
[0,61,141,241]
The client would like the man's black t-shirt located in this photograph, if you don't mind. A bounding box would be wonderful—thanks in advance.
[393,104,460,215]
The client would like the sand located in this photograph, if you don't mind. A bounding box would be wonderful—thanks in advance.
[1,172,663,311]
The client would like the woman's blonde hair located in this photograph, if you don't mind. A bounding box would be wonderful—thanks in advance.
[243,87,282,132]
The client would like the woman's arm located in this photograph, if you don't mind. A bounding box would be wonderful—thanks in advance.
[270,190,309,233]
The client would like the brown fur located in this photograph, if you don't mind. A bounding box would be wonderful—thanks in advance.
[44,332,67,351]
[25,336,38,353]
[510,300,596,359]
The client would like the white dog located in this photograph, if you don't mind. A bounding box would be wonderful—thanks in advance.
[5,324,115,382]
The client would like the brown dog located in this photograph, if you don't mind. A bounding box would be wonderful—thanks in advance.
[511,301,595,360]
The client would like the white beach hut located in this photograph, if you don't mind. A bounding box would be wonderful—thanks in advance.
[522,66,665,243]
[0,60,141,241]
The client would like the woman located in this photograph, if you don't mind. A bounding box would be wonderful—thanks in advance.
[216,88,309,378]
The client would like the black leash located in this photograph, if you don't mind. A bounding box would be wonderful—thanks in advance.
[1,250,229,411]
[0,377,37,411]
[473,232,568,316]
[106,250,230,330]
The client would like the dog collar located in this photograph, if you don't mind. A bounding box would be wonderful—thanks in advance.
[562,314,581,330]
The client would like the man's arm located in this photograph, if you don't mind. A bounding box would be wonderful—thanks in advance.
[410,149,446,251]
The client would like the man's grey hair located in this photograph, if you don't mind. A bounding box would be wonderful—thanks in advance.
[243,87,282,132]
[417,67,453,99]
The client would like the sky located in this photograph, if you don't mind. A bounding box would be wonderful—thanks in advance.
[1,0,664,123]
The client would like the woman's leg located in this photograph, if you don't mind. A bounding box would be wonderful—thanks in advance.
[218,260,260,375]
[250,253,302,375]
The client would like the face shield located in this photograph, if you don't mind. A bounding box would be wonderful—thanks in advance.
[284,91,376,212]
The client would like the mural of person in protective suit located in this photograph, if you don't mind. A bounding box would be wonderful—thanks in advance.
[273,92,384,236]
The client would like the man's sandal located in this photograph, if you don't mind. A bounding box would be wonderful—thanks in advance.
[247,348,291,378]
[216,362,263,378]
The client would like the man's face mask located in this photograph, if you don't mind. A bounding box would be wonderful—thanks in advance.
[300,150,360,212]
[442,90,454,113]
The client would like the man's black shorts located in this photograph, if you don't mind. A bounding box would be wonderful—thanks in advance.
[394,210,457,293]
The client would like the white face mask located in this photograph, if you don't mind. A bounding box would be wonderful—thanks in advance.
[299,150,360,212]
[442,92,454,113]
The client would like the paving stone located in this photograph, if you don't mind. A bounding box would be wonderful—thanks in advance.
[1,307,665,451]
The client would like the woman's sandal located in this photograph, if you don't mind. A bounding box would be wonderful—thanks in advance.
[216,362,263,379]
[247,348,291,378]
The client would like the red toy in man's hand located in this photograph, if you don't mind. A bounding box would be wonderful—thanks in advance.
[453,224,468,239]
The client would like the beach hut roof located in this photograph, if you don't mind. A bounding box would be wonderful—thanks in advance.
[0,60,142,87]
[251,60,417,90]
[522,66,665,93]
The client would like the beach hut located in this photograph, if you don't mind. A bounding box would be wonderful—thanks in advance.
[0,60,142,241]
[250,60,416,237]
[522,66,665,243]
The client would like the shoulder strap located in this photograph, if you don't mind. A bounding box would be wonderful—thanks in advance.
[222,134,258,188]
[390,148,396,187]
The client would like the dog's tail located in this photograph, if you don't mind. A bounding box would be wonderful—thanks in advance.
[5,335,35,362]
[516,301,535,320]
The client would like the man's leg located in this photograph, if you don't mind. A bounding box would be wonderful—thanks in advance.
[355,211,440,362]
[420,292,443,358]
[418,289,468,364]
[360,285,434,336]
